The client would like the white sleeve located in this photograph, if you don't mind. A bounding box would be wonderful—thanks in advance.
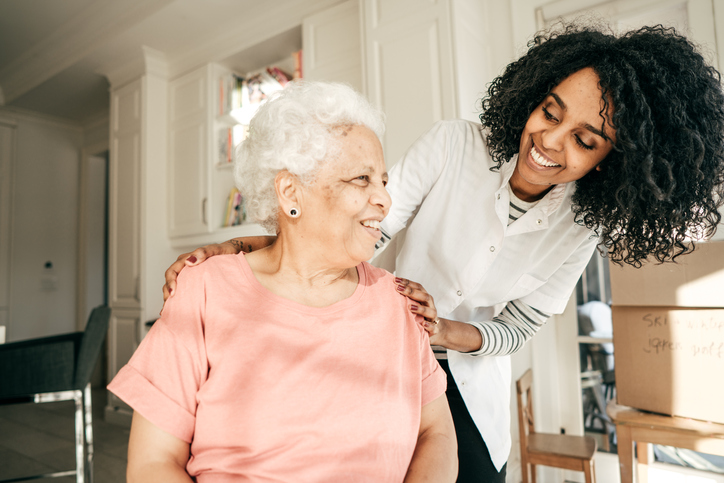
[519,234,598,314]
[378,121,453,241]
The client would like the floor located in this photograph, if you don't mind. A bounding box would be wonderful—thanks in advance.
[3,390,722,483]
[0,389,129,482]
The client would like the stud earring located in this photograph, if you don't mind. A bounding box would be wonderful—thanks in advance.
[289,208,300,218]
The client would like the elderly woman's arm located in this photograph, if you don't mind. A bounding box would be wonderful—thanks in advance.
[126,412,193,483]
[404,394,458,482]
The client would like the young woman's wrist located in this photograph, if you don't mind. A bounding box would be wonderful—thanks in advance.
[434,318,483,353]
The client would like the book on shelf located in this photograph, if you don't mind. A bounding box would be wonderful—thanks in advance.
[292,50,302,79]
[218,73,246,116]
[218,52,301,128]
[218,127,231,165]
[218,125,248,165]
[223,187,245,227]
[266,66,292,87]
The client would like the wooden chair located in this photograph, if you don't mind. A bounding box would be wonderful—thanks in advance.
[516,369,597,483]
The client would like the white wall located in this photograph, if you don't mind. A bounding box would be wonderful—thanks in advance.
[0,110,83,341]
[83,113,110,148]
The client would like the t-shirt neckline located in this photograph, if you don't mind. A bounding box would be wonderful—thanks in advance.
[234,252,368,315]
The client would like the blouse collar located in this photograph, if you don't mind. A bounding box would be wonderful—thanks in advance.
[498,154,569,216]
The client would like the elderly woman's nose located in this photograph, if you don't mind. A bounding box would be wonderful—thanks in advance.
[373,183,392,213]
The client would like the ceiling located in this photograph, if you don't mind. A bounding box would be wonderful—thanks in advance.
[0,0,317,124]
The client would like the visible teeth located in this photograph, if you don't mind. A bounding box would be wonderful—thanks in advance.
[531,145,560,167]
[361,220,380,229]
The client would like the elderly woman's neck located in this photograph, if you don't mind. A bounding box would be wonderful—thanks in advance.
[244,236,360,307]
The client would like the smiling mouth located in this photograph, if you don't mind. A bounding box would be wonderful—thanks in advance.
[361,219,381,230]
[531,144,561,168]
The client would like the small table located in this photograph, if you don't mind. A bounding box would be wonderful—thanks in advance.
[606,401,724,483]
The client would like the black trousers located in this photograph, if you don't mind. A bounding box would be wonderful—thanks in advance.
[439,359,507,483]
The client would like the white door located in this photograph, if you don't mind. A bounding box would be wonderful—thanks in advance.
[362,0,458,168]
[303,0,364,92]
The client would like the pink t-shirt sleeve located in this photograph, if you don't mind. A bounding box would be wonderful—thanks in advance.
[414,313,447,407]
[108,268,209,443]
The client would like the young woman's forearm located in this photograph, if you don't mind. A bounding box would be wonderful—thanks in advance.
[433,318,484,353]
[432,300,550,355]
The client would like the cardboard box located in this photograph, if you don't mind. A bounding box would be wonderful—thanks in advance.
[609,241,724,307]
[613,306,724,424]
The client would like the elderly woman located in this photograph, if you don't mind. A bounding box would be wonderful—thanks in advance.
[108,81,457,482]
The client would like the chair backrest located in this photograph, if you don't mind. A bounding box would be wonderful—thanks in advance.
[516,368,536,445]
[73,305,111,388]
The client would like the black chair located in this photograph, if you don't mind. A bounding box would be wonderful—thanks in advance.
[0,305,111,483]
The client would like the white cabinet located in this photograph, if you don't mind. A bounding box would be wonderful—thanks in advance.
[168,67,209,238]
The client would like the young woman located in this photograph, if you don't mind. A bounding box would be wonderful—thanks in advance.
[162,25,724,482]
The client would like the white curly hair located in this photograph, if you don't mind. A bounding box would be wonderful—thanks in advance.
[234,80,385,233]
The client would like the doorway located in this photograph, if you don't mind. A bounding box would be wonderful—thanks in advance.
[78,148,109,326]
[0,122,15,342]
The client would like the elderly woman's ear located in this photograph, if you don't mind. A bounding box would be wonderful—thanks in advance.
[275,170,302,220]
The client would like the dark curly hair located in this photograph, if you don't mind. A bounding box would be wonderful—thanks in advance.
[480,24,724,266]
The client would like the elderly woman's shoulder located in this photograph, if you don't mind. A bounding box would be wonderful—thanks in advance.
[362,263,408,299]
[177,253,245,284]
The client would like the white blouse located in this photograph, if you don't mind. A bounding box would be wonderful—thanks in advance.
[375,119,598,470]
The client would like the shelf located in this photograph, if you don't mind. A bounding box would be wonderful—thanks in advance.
[170,223,271,250]
[578,335,613,344]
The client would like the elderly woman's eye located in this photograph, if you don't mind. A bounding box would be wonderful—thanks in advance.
[355,175,370,183]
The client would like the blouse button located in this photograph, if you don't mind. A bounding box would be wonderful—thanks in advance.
[537,219,542,225]
[497,193,500,200]
[490,246,495,252]
[456,290,462,296]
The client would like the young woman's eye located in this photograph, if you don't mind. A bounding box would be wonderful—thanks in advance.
[575,136,594,151]
[542,106,558,122]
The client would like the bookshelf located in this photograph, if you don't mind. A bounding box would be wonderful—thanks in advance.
[168,27,301,247]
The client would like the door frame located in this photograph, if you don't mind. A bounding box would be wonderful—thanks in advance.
[0,119,17,341]
[76,140,109,331]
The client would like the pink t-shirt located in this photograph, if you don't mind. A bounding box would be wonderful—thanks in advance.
[108,253,446,482]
